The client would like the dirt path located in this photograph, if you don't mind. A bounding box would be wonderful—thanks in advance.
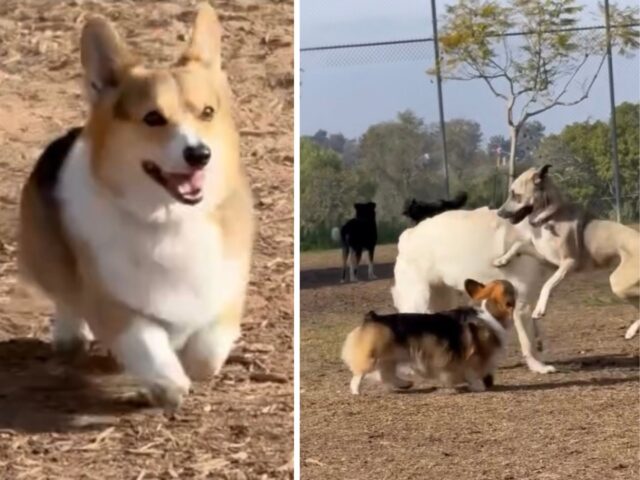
[0,1,292,478]
[301,246,639,480]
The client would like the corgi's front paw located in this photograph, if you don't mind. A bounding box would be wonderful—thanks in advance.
[148,381,190,413]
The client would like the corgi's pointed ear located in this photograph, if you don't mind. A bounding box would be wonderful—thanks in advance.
[464,279,485,299]
[81,16,132,103]
[180,2,222,71]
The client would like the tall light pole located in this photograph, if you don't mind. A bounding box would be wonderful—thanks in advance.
[430,0,450,199]
[604,0,622,222]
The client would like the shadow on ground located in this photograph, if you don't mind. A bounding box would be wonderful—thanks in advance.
[300,262,395,290]
[0,338,150,433]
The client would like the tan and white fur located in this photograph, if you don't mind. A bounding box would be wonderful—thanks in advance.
[18,4,254,411]
[496,165,640,339]
[343,279,517,395]
[391,207,557,374]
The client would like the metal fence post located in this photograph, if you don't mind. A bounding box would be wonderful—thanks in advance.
[604,0,622,222]
[430,0,450,199]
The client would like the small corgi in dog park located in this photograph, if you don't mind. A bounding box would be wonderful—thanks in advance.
[18,3,253,411]
[342,279,517,395]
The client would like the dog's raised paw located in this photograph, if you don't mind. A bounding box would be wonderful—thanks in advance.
[624,320,640,339]
[492,256,509,267]
[532,306,546,319]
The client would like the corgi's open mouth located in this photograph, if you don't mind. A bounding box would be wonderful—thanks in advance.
[142,161,205,205]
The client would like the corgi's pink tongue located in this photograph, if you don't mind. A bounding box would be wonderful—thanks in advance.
[166,170,205,195]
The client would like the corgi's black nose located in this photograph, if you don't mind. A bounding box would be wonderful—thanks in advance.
[183,144,211,167]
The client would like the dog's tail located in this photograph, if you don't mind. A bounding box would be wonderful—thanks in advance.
[442,191,468,210]
[403,192,468,224]
[341,312,391,375]
[330,226,341,244]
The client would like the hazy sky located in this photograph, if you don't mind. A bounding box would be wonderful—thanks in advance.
[300,0,640,143]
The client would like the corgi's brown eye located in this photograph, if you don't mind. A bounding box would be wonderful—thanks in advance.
[200,105,215,121]
[511,191,521,202]
[143,110,167,127]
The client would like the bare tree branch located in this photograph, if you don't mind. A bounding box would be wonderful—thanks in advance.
[521,53,607,122]
[515,29,544,96]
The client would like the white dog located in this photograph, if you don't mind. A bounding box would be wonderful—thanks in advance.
[392,207,557,374]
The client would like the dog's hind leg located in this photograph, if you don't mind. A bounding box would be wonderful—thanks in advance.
[350,374,364,395]
[609,259,640,301]
[514,302,556,374]
[607,258,639,339]
[625,319,640,340]
[366,247,376,280]
[425,284,459,313]
[349,249,362,282]
[341,244,349,283]
[392,258,429,313]
[51,303,94,356]
[379,359,413,391]
[464,371,486,392]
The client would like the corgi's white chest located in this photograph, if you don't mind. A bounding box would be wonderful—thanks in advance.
[57,143,240,335]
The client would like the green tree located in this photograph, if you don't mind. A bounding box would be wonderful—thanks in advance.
[534,102,639,220]
[434,0,639,185]
[358,110,437,222]
[434,119,484,183]
[300,138,376,248]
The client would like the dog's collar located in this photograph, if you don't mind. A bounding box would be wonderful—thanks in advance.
[476,300,508,345]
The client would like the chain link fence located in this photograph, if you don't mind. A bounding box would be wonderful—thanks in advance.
[300,1,640,248]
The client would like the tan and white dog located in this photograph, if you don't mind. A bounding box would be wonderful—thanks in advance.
[496,165,640,338]
[18,3,254,410]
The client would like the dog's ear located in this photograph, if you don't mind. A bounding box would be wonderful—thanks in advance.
[81,16,133,104]
[179,2,222,71]
[534,164,551,185]
[464,279,485,299]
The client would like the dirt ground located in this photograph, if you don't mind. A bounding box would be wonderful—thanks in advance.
[301,245,639,480]
[0,1,292,479]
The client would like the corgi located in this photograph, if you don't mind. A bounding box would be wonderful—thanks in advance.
[17,3,254,411]
[342,279,516,395]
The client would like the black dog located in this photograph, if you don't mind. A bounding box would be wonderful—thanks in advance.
[402,191,468,224]
[331,202,377,283]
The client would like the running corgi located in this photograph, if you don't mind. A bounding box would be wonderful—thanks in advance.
[342,279,516,395]
[18,3,254,411]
